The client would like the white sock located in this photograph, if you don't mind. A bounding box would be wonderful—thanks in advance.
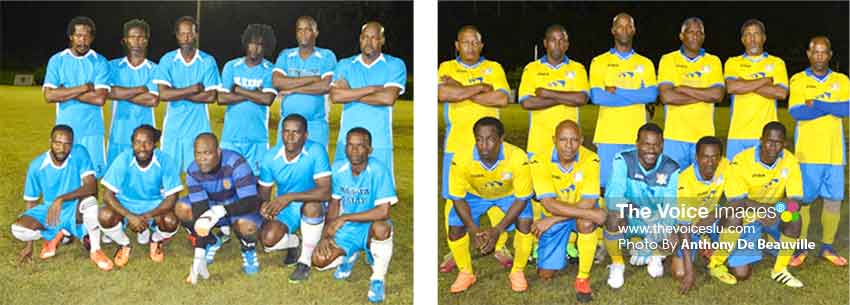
[264,233,291,252]
[11,224,41,241]
[370,236,394,282]
[152,227,177,243]
[137,229,151,244]
[79,197,101,252]
[299,219,324,265]
[102,224,130,247]
[193,248,209,279]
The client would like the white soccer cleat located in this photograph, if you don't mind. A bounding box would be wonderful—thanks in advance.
[607,263,625,289]
[647,256,664,278]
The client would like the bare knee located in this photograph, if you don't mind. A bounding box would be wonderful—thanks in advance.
[781,219,801,238]
[448,226,466,241]
[516,218,532,234]
[670,258,685,280]
[174,202,193,222]
[577,219,595,234]
[370,221,392,241]
[538,269,556,281]
[302,202,324,219]
[156,212,179,232]
[606,213,623,232]
[732,266,751,281]
[15,215,43,230]
[235,220,258,237]
[98,205,121,228]
[260,221,286,247]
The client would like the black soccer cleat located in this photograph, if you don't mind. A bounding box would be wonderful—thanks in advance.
[284,245,301,266]
[289,262,311,283]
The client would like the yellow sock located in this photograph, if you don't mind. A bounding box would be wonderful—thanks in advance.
[710,229,740,268]
[530,200,544,254]
[448,234,473,274]
[577,232,597,279]
[773,234,796,272]
[569,231,578,247]
[596,227,604,241]
[486,208,509,250]
[605,231,624,265]
[821,207,840,245]
[511,231,533,273]
[798,205,811,241]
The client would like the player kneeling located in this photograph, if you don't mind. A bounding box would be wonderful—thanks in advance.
[312,128,397,303]
[99,125,183,267]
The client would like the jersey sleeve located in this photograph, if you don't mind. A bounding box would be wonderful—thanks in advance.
[257,152,275,187]
[708,56,725,87]
[74,146,96,179]
[43,55,61,89]
[152,54,173,87]
[581,157,601,199]
[94,56,111,91]
[788,74,807,109]
[161,154,184,196]
[640,59,658,87]
[724,157,748,201]
[589,57,606,90]
[331,59,348,86]
[530,158,556,200]
[785,158,804,200]
[218,61,234,92]
[517,63,536,104]
[723,58,738,80]
[437,61,450,83]
[445,157,469,200]
[490,63,511,97]
[233,156,259,199]
[272,51,288,76]
[384,58,407,95]
[23,162,41,201]
[261,68,278,95]
[657,55,677,86]
[321,51,337,79]
[202,57,222,91]
[773,59,789,88]
[100,154,125,193]
[374,164,398,206]
[146,63,159,95]
[312,146,332,179]
[186,174,209,203]
[573,65,590,93]
[512,153,534,201]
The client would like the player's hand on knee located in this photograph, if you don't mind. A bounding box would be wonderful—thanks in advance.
[127,214,146,232]
[531,217,555,238]
[479,227,500,254]
[47,199,63,226]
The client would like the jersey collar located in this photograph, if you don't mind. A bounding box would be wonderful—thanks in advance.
[539,55,569,69]
[122,57,152,70]
[753,145,784,169]
[742,51,768,62]
[550,147,579,174]
[692,162,713,184]
[455,56,485,69]
[287,47,324,59]
[805,67,832,83]
[473,143,505,171]
[354,53,386,69]
[234,57,271,69]
[678,46,706,63]
[40,151,71,170]
[608,48,635,60]
[64,48,96,59]
[175,48,202,66]
[131,151,160,172]
[274,144,309,164]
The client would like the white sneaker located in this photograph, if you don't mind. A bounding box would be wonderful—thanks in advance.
[647,256,664,278]
[607,263,625,289]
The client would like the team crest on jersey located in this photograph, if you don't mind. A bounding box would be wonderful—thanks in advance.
[780,168,788,178]
[832,83,840,91]
[702,65,711,74]
[765,64,774,73]
[484,67,493,75]
[502,172,512,181]
[575,171,583,183]
[656,173,668,185]
[222,179,232,190]
[565,71,575,79]
[634,65,644,74]
[714,174,724,185]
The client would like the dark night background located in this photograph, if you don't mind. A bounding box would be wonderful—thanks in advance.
[438,2,849,87]
[1,1,412,74]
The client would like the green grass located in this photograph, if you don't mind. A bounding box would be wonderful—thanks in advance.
[0,86,412,305]
[438,103,850,305]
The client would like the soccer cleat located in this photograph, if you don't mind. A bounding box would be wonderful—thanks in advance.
[40,231,65,259]
[205,235,223,264]
[367,279,386,303]
[90,249,114,271]
[770,269,803,288]
[113,246,132,267]
[493,247,514,269]
[709,265,737,285]
[647,256,664,278]
[819,247,848,267]
[439,253,456,273]
[449,271,476,293]
[607,264,625,289]
[289,263,311,283]
[150,242,165,262]
[284,245,301,266]
[508,271,528,292]
[789,250,808,267]
[334,252,358,280]
[241,249,260,275]
[575,277,593,303]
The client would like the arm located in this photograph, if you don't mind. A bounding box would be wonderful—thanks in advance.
[55,174,97,203]
[43,84,92,103]
[754,83,788,100]
[591,87,656,106]
[520,95,562,110]
[675,85,725,103]
[725,77,772,95]
[539,197,601,222]
[470,89,510,107]
[287,76,332,95]
[330,84,381,104]
[359,87,402,106]
[659,83,700,105]
[218,85,275,106]
[129,93,159,107]
[273,72,321,91]
[789,104,831,121]
[335,202,390,223]
[438,76,491,102]
[102,188,136,217]
[813,100,849,117]
[75,88,109,106]
[186,89,217,104]
[537,88,588,106]
[157,83,202,101]
[141,193,178,219]
[274,176,331,204]
[109,85,147,100]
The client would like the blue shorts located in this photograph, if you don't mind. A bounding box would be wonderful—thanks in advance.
[537,217,577,270]
[277,119,329,149]
[275,201,304,234]
[726,139,759,161]
[162,135,196,173]
[107,142,132,168]
[441,152,454,198]
[727,221,781,268]
[334,219,393,265]
[177,197,264,229]
[220,140,268,176]
[447,196,532,231]
[22,202,85,240]
[78,135,106,178]
[596,143,633,188]
[663,139,694,170]
[800,163,845,203]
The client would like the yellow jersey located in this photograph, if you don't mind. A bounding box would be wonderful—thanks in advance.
[530,146,600,217]
[590,48,658,144]
[726,146,803,205]
[724,53,788,140]
[676,158,730,223]
[658,48,724,143]
[789,69,849,165]
[446,142,533,201]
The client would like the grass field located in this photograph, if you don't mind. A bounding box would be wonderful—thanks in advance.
[438,103,850,305]
[0,85,412,305]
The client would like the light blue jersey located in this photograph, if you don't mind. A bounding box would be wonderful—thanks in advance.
[100,149,183,215]
[107,57,158,165]
[273,47,337,147]
[24,145,96,207]
[152,49,221,171]
[259,140,331,195]
[220,57,277,143]
[332,54,407,163]
[605,148,680,212]
[331,157,397,255]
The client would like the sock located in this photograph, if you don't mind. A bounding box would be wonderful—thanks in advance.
[79,197,101,252]
[266,233,292,252]
[710,229,741,268]
[370,236,394,282]
[798,205,811,241]
[299,217,324,265]
[237,232,257,252]
[773,233,796,272]
[448,234,473,274]
[102,224,130,247]
[511,231,533,273]
[220,225,231,236]
[577,232,597,279]
[605,231,624,265]
[152,227,177,243]
[821,203,841,245]
[486,208,509,251]
[11,224,41,241]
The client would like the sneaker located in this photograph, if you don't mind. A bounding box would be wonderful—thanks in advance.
[819,246,848,267]
[439,253,456,273]
[575,277,593,303]
[770,269,803,288]
[709,265,737,285]
[508,271,528,292]
[205,235,223,264]
[493,247,514,269]
[367,279,385,303]
[334,252,358,280]
[607,264,625,289]
[449,271,476,293]
[40,231,65,259]
[289,262,310,283]
[242,249,260,275]
[284,245,301,266]
[90,249,114,271]
[150,242,165,262]
[647,256,664,278]
[113,246,132,267]
[789,250,808,267]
